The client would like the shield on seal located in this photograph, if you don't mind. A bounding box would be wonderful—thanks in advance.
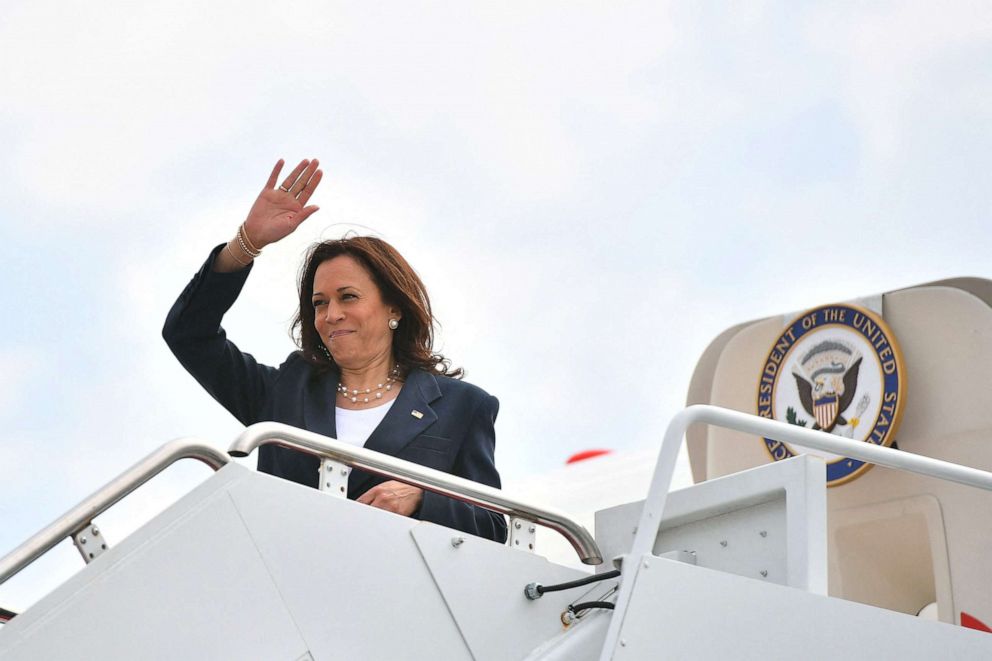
[814,394,839,430]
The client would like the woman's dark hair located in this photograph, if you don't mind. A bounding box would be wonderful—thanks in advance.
[292,236,462,379]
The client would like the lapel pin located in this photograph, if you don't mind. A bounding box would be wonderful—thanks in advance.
[411,410,424,419]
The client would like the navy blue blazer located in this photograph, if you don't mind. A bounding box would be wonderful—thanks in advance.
[163,246,507,543]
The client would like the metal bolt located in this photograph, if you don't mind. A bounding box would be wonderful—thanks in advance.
[759,530,767,537]
[643,560,650,569]
[451,537,465,548]
[340,468,348,476]
[326,464,334,471]
[528,525,536,533]
[91,527,99,535]
[620,639,627,647]
[720,540,728,547]
[514,521,522,529]
[760,570,768,578]
[80,537,87,544]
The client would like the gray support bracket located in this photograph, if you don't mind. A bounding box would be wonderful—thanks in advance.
[508,517,536,553]
[319,458,351,498]
[72,523,108,564]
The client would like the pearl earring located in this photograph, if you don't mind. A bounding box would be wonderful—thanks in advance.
[388,319,399,330]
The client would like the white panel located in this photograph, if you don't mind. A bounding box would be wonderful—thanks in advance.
[224,472,473,660]
[608,557,992,660]
[656,499,785,583]
[597,456,826,592]
[0,466,309,660]
[412,523,599,661]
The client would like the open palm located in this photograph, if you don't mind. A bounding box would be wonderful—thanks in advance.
[243,159,323,248]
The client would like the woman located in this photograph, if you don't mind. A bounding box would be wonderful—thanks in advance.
[163,158,507,543]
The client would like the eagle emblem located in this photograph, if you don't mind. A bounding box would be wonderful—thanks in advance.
[792,340,862,433]
[756,303,906,486]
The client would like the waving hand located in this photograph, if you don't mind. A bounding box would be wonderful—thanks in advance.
[243,158,324,249]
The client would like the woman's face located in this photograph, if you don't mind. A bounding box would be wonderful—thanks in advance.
[312,256,401,370]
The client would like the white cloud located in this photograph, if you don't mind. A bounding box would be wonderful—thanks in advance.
[805,1,992,167]
[1,1,681,223]
[0,348,45,420]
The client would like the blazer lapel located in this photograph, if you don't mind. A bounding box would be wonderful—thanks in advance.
[302,367,339,440]
[350,369,441,495]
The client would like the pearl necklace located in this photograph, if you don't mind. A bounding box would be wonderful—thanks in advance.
[337,365,400,404]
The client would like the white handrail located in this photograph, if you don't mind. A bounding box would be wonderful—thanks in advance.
[631,405,992,558]
[600,404,992,660]
[0,439,229,588]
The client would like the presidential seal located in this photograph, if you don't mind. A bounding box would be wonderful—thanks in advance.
[756,304,905,486]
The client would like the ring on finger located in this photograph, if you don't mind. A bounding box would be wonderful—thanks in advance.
[279,185,291,192]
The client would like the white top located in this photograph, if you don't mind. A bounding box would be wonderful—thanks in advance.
[334,399,396,447]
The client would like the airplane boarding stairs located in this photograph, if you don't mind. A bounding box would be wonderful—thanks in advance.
[1,407,991,659]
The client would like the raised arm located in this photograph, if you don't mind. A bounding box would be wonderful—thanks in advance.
[163,158,325,424]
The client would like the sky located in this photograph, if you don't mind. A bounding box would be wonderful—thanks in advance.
[2,1,992,608]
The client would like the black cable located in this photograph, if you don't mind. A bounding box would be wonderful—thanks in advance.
[569,601,616,613]
[536,569,621,595]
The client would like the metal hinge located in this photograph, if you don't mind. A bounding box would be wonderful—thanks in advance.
[72,523,108,563]
[509,517,537,553]
[319,458,351,498]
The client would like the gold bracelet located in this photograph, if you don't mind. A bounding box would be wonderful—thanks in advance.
[235,231,259,260]
[238,224,262,257]
[225,241,250,267]
[239,223,262,254]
